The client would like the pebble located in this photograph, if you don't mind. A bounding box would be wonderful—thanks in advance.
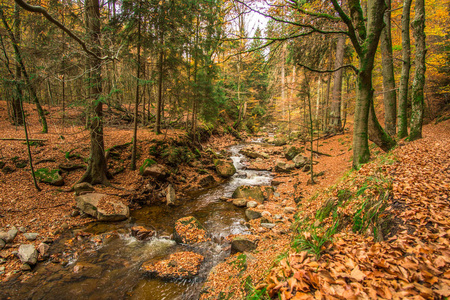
[283,207,296,214]
[70,210,80,218]
[24,233,39,241]
[257,205,265,209]
[274,192,281,197]
[0,239,5,249]
[261,223,276,229]
[261,211,272,218]
[19,227,27,233]
[274,214,283,220]
[247,201,258,208]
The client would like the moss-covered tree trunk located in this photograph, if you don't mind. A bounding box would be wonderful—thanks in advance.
[79,0,109,185]
[409,0,426,141]
[380,0,397,136]
[12,3,24,126]
[397,0,412,139]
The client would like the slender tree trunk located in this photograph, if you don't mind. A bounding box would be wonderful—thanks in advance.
[156,48,164,135]
[397,0,412,138]
[380,0,397,136]
[79,0,109,184]
[1,8,48,133]
[409,0,426,141]
[12,3,23,125]
[330,34,345,130]
[131,2,141,170]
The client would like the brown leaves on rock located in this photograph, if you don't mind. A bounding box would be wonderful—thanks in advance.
[141,251,204,280]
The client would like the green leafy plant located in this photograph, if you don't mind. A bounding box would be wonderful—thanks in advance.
[139,158,156,174]
[292,222,338,258]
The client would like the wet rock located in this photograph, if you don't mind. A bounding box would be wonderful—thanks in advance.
[166,184,179,206]
[76,193,129,222]
[0,239,5,249]
[245,209,262,220]
[293,154,308,168]
[18,244,38,265]
[131,226,155,241]
[271,179,283,186]
[240,149,269,160]
[74,182,95,195]
[141,251,204,280]
[37,243,50,257]
[246,201,258,208]
[21,263,32,271]
[232,186,274,203]
[199,175,216,187]
[23,233,38,241]
[215,160,236,178]
[173,216,208,244]
[231,236,257,254]
[73,261,103,278]
[232,198,247,207]
[275,161,295,173]
[142,164,169,181]
[284,146,301,161]
[261,223,276,229]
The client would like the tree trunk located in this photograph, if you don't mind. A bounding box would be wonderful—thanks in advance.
[329,34,345,130]
[156,48,164,135]
[79,0,109,185]
[12,3,24,125]
[397,0,412,139]
[380,0,397,136]
[353,68,371,168]
[409,0,426,141]
[131,2,141,170]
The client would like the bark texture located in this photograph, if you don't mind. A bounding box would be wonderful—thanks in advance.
[79,0,109,184]
[380,0,397,136]
[329,35,346,130]
[409,0,426,141]
[397,0,412,138]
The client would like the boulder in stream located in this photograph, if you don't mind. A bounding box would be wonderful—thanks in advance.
[239,149,269,160]
[232,198,247,207]
[173,216,208,244]
[131,226,155,240]
[141,251,204,280]
[232,186,274,203]
[75,193,129,222]
[214,160,236,178]
[245,209,262,220]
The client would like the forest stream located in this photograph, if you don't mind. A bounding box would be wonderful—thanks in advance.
[2,143,273,300]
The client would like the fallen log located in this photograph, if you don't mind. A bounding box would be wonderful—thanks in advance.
[306,148,332,157]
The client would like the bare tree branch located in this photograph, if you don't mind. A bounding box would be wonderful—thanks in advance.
[298,62,358,75]
[13,0,119,61]
[286,0,342,21]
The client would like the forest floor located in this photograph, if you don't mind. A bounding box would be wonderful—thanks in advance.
[200,119,450,299]
[1,100,449,300]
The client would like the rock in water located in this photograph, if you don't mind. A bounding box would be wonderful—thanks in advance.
[232,186,274,203]
[75,193,129,222]
[232,198,247,207]
[166,184,178,206]
[231,236,257,254]
[141,251,204,280]
[173,216,208,244]
[131,226,155,240]
[215,160,236,178]
[18,244,38,265]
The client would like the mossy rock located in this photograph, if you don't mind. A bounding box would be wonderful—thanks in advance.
[139,158,157,175]
[35,168,64,186]
[215,160,236,178]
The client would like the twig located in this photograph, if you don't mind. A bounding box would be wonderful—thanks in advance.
[306,148,332,157]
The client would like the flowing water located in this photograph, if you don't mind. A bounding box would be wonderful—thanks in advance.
[2,144,272,300]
